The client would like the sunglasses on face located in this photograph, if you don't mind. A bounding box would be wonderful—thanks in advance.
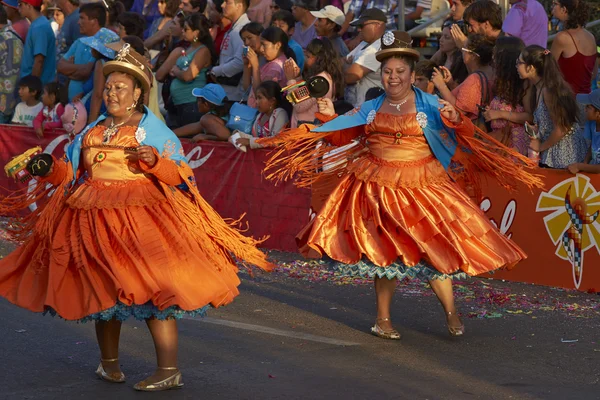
[461,47,479,57]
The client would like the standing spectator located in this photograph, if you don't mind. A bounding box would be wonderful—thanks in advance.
[19,0,56,85]
[207,1,230,58]
[146,0,179,49]
[271,9,304,70]
[344,8,385,107]
[247,0,271,27]
[240,21,264,54]
[58,3,118,101]
[403,0,432,31]
[1,0,29,41]
[343,0,395,36]
[55,0,80,61]
[156,13,214,128]
[131,0,160,39]
[47,3,64,36]
[449,0,473,22]
[284,37,343,127]
[290,0,317,48]
[431,20,469,89]
[310,5,348,57]
[502,0,548,47]
[518,45,587,168]
[207,0,250,101]
[551,0,597,96]
[243,26,293,107]
[0,6,23,123]
[454,0,502,48]
[117,11,146,39]
[179,0,207,13]
[433,34,495,121]
[11,75,43,126]
[484,36,533,155]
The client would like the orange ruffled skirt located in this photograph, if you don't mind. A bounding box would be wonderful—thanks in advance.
[298,113,526,280]
[0,126,271,321]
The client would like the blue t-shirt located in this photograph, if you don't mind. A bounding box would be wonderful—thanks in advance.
[583,120,600,164]
[20,16,56,85]
[56,9,81,59]
[63,38,96,100]
[289,39,305,72]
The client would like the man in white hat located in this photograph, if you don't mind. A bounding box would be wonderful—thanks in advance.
[310,5,348,57]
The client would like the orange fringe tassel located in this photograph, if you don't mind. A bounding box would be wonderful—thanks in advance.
[258,124,367,188]
[159,163,275,274]
[450,125,544,200]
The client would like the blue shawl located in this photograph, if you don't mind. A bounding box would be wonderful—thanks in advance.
[313,87,459,171]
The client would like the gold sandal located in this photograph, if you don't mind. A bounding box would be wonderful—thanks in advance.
[133,367,184,392]
[446,311,465,337]
[95,358,125,383]
[370,317,401,340]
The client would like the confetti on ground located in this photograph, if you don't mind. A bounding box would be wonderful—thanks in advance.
[271,259,600,320]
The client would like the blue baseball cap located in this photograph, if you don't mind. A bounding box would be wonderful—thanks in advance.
[192,84,227,106]
[577,90,600,110]
[1,0,18,8]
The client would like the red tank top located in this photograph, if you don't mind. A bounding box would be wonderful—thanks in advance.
[557,31,597,94]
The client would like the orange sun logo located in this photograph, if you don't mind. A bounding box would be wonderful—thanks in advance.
[536,174,600,288]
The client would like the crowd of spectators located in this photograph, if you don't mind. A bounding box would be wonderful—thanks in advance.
[0,0,598,165]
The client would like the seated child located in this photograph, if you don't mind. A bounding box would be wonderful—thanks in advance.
[414,60,436,95]
[11,75,43,128]
[173,84,231,141]
[232,81,289,151]
[33,83,68,138]
[568,89,600,174]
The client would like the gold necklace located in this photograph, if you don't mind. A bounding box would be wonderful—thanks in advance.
[103,112,135,144]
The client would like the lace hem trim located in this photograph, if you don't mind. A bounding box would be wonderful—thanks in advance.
[327,258,471,281]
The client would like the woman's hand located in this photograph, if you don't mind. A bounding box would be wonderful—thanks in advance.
[169,66,182,78]
[132,146,157,167]
[483,107,499,122]
[450,24,468,48]
[439,99,461,123]
[431,67,448,89]
[284,58,301,81]
[317,98,335,116]
[236,137,250,147]
[438,66,454,85]
[35,127,44,139]
[246,47,259,69]
[529,138,542,152]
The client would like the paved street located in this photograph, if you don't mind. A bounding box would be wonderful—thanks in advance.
[1,249,599,400]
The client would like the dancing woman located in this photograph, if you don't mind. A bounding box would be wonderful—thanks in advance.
[260,31,541,340]
[0,43,272,390]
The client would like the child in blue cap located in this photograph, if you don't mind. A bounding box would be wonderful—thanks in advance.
[173,84,231,141]
[568,89,600,174]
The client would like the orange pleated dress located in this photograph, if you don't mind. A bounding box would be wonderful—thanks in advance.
[298,113,526,280]
[0,126,272,321]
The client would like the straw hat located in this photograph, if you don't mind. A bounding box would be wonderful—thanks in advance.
[103,42,153,92]
[375,31,420,63]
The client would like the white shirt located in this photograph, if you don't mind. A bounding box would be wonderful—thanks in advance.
[212,13,250,102]
[345,40,382,107]
[12,102,43,127]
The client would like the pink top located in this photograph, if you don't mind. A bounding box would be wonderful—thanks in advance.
[33,103,65,131]
[246,0,272,28]
[248,54,287,108]
[288,72,334,129]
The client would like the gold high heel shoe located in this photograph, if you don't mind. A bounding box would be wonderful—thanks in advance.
[95,358,126,383]
[446,311,465,337]
[133,367,184,392]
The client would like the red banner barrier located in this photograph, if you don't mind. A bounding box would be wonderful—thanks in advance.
[0,125,311,252]
[2,125,600,292]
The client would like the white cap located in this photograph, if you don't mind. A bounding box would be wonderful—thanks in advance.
[310,5,345,26]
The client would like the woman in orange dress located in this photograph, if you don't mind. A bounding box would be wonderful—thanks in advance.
[0,43,272,390]
[261,31,541,340]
